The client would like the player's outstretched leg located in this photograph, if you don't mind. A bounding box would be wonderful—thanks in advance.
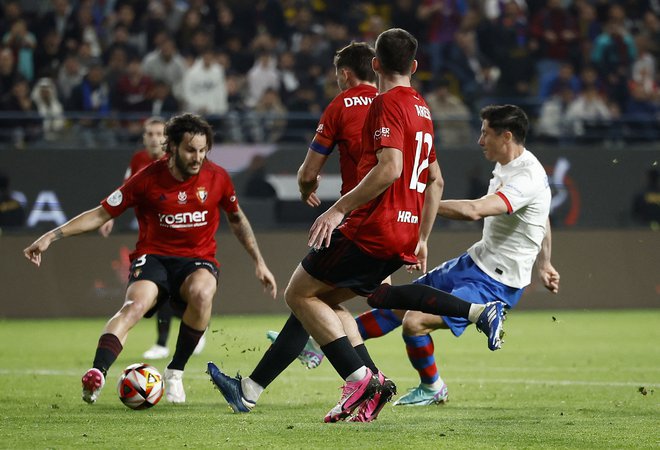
[348,371,397,422]
[207,362,255,413]
[475,301,506,351]
[324,368,380,423]
[81,368,105,404]
[266,330,324,369]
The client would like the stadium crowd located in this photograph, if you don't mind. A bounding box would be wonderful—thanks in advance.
[0,0,659,147]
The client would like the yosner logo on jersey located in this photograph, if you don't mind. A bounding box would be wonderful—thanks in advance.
[158,210,209,228]
[107,190,123,207]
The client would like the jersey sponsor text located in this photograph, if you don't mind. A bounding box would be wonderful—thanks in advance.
[158,210,209,228]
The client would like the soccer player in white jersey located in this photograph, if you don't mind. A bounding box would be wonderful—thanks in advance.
[363,104,560,406]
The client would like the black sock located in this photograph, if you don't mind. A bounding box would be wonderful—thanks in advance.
[353,343,378,373]
[167,321,204,371]
[156,304,173,347]
[250,314,310,388]
[368,283,471,318]
[321,336,365,380]
[93,333,123,376]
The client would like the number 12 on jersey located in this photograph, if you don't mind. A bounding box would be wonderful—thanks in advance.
[409,131,432,193]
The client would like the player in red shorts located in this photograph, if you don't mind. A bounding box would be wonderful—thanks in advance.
[24,113,277,405]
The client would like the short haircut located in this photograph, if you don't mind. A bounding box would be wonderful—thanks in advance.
[144,116,166,128]
[374,28,417,75]
[334,42,376,82]
[480,104,529,145]
[164,113,213,153]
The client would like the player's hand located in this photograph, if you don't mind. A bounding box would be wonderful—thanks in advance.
[256,263,278,299]
[406,240,428,273]
[308,206,343,250]
[23,236,52,267]
[304,192,321,207]
[538,263,560,293]
[300,176,321,207]
[98,219,114,238]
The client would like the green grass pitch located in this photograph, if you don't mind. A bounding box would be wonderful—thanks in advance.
[1,310,658,449]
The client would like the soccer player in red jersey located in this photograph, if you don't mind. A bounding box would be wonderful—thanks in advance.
[24,113,277,405]
[266,42,380,368]
[100,117,207,362]
[209,29,487,423]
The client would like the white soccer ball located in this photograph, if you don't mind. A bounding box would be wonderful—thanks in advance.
[117,363,164,410]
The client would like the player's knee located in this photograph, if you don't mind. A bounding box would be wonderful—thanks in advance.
[401,312,428,336]
[183,283,215,311]
[118,299,151,323]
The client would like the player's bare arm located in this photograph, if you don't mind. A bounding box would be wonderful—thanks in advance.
[308,147,403,250]
[437,193,508,221]
[408,160,444,273]
[297,150,328,207]
[226,208,277,298]
[24,206,112,266]
[535,218,560,293]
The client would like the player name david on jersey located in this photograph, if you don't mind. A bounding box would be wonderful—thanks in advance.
[343,96,373,107]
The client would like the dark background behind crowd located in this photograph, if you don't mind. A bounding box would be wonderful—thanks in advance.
[0,0,659,148]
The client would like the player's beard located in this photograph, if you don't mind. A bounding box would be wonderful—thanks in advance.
[174,150,202,178]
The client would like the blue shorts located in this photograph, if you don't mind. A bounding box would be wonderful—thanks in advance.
[414,253,523,337]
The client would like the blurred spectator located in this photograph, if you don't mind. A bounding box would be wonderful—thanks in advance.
[0,76,40,147]
[247,88,287,143]
[0,0,23,38]
[444,28,499,110]
[565,83,612,138]
[529,0,580,75]
[245,51,280,108]
[38,0,75,41]
[176,8,203,57]
[417,0,469,75]
[0,172,26,230]
[142,34,187,101]
[67,62,112,143]
[538,61,580,101]
[148,79,180,118]
[591,17,637,109]
[114,56,154,113]
[535,85,575,141]
[104,24,140,64]
[391,0,424,34]
[33,29,64,79]
[67,3,102,59]
[244,154,276,198]
[0,47,18,93]
[31,77,65,140]
[640,11,660,60]
[424,78,472,148]
[57,53,85,105]
[115,3,147,57]
[181,48,228,116]
[278,51,300,103]
[631,169,660,227]
[479,0,536,98]
[2,19,37,82]
[104,46,129,90]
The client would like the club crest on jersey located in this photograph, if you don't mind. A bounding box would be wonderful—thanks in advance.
[177,191,187,204]
[133,268,142,278]
[196,187,208,203]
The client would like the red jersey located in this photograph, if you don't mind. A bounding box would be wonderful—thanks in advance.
[125,149,155,180]
[101,158,239,265]
[339,86,437,263]
[311,84,378,195]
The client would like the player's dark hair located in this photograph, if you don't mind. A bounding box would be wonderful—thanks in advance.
[480,104,529,145]
[164,113,213,154]
[375,28,417,75]
[334,42,376,82]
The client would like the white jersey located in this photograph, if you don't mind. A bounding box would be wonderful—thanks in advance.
[467,149,551,288]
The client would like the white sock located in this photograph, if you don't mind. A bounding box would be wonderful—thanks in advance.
[423,379,445,390]
[468,304,486,323]
[345,366,368,382]
[241,377,264,403]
